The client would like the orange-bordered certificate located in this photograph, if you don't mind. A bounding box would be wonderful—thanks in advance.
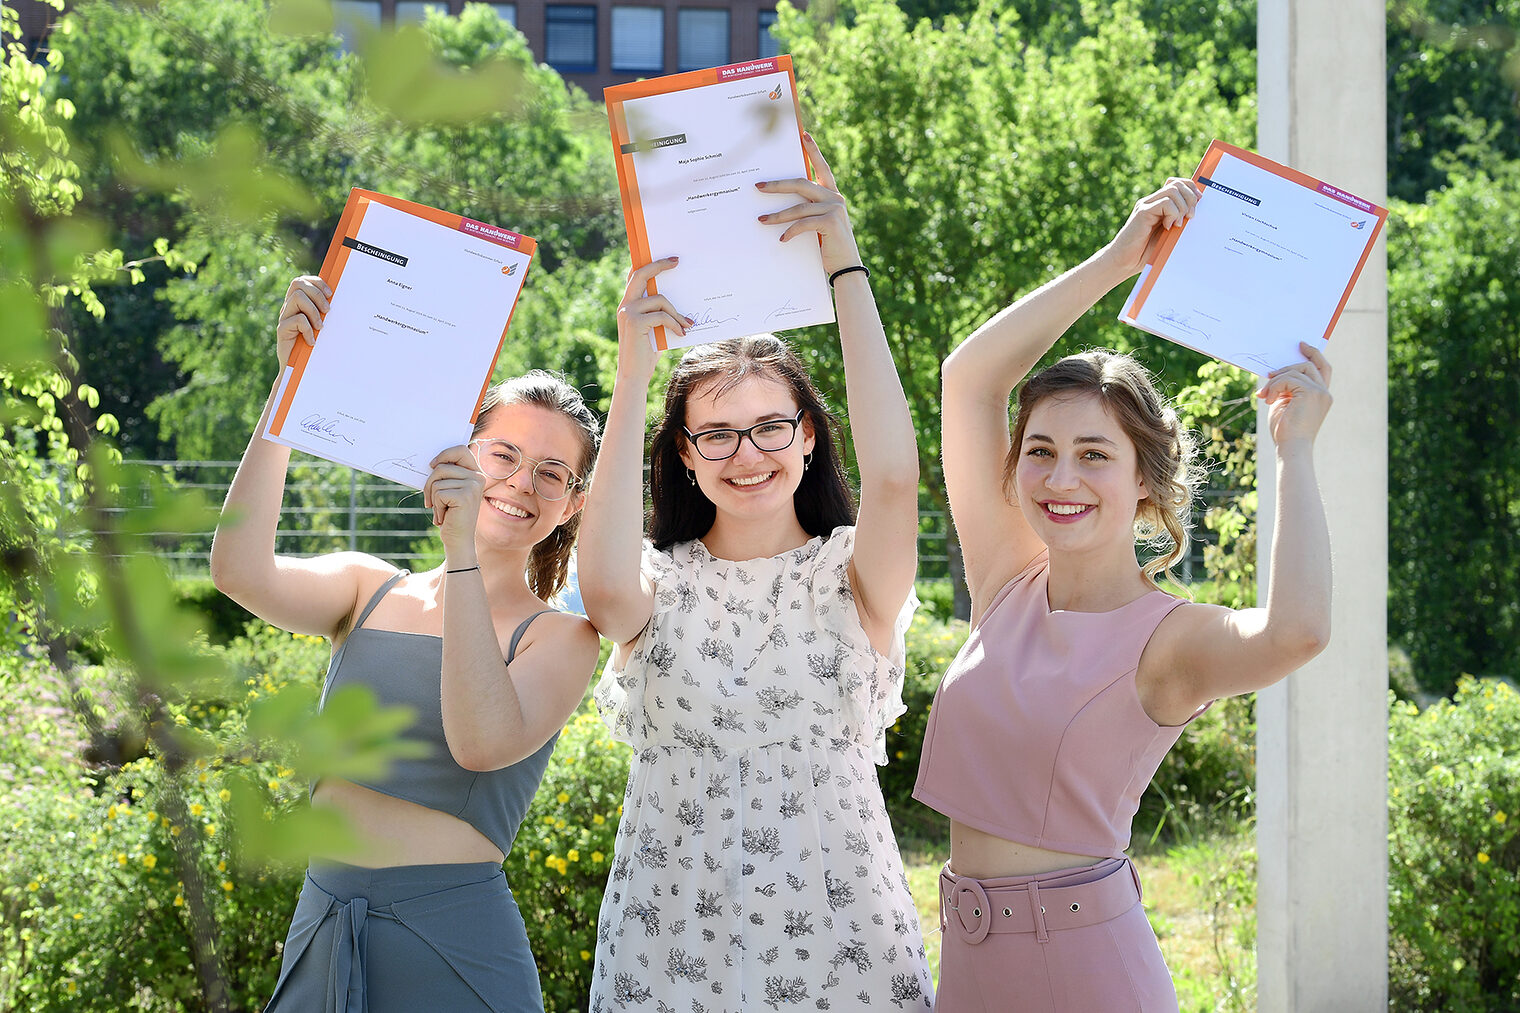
[264,188,536,487]
[1119,140,1387,374]
[606,57,834,350]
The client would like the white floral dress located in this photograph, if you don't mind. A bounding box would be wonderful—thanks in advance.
[590,526,933,1013]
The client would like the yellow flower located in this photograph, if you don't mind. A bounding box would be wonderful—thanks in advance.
[72,913,83,920]
[145,811,158,823]
[568,849,580,862]
[592,851,604,863]
[107,805,118,819]
[1496,811,1508,825]
[189,803,204,817]
[581,950,592,961]
[221,880,234,892]
[557,792,570,804]
[1478,852,1491,864]
[217,860,227,873]
[218,789,231,802]
[173,895,184,907]
[116,853,128,867]
[593,814,605,825]
[555,819,567,829]
[197,771,209,784]
[170,826,182,837]
[206,824,218,837]
[142,855,157,870]
[268,780,281,791]
[66,982,77,994]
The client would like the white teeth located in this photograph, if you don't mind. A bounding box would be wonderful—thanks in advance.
[1047,503,1089,515]
[728,473,773,487]
[490,500,530,518]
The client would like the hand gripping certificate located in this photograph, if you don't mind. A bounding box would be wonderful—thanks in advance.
[263,189,536,487]
[606,57,834,349]
[1119,140,1387,374]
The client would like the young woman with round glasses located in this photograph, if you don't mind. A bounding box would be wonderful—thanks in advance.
[578,134,934,1011]
[211,275,602,1012]
[915,178,1333,1010]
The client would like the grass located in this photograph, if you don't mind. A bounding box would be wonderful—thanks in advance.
[900,830,1258,1012]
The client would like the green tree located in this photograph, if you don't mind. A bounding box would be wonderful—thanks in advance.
[779,0,1254,613]
[1387,152,1520,695]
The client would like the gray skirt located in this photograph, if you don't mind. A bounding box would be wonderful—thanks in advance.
[264,859,544,1013]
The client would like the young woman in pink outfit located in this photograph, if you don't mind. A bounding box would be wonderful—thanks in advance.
[914,178,1334,1012]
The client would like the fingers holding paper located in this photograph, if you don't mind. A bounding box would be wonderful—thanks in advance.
[1103,177,1203,279]
[423,444,487,552]
[618,257,692,366]
[275,275,332,367]
[1257,342,1334,447]
[757,132,863,276]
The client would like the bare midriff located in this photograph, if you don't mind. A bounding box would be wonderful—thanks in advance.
[947,819,1108,879]
[312,779,504,868]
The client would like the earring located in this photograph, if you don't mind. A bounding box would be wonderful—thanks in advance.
[686,468,697,486]
[803,452,813,472]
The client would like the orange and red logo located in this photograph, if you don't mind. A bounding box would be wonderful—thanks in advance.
[501,264,518,276]
[768,84,782,100]
[1349,220,1366,230]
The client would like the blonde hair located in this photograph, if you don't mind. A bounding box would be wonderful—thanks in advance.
[1003,350,1202,587]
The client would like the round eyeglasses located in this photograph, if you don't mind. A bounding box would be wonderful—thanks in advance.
[682,410,805,462]
[468,439,581,501]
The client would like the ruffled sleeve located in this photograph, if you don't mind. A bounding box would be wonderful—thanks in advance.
[592,541,682,748]
[807,526,918,766]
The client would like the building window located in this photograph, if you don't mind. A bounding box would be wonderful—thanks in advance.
[395,2,443,25]
[546,5,598,72]
[611,7,664,73]
[677,8,729,71]
[490,3,517,27]
[332,0,382,51]
[758,10,779,59]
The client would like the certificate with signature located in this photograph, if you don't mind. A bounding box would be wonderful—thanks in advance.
[606,57,834,349]
[263,189,536,488]
[1119,140,1386,374]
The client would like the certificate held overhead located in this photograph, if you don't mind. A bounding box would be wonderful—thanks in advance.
[606,57,835,350]
[1119,140,1387,374]
[263,189,536,488]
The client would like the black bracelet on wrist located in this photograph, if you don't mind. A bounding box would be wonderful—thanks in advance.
[445,565,480,575]
[827,264,870,288]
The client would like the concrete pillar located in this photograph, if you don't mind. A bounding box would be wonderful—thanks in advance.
[1255,2,1389,1010]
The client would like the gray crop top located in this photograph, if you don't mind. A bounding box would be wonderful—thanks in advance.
[315,570,559,856]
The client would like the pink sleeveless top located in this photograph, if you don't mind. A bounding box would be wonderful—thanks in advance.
[913,553,1196,858]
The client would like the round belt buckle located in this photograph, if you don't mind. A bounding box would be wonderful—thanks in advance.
[949,879,992,944]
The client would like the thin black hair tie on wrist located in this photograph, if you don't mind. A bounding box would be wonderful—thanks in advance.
[827,264,870,288]
[445,565,480,575]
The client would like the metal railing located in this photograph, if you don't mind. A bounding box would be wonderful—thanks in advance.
[105,460,1231,584]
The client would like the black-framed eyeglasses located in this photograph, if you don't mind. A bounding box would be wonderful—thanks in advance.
[682,410,806,462]
[468,439,582,501]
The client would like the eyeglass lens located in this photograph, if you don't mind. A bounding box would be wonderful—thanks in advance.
[691,417,800,460]
[472,441,575,499]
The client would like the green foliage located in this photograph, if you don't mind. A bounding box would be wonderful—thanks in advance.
[1388,1,1520,202]
[1135,695,1256,847]
[1388,678,1520,1010]
[506,706,630,1012]
[776,0,1254,613]
[1166,832,1258,1012]
[1388,156,1520,694]
[880,611,969,837]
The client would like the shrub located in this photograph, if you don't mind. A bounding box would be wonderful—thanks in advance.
[507,706,630,1013]
[1135,694,1256,848]
[1388,677,1520,1011]
[881,611,969,841]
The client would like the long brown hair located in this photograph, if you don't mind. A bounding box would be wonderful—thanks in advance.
[1002,350,1201,587]
[648,335,854,550]
[473,371,601,600]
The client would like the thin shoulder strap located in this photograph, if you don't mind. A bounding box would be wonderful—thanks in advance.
[505,609,556,665]
[353,570,410,632]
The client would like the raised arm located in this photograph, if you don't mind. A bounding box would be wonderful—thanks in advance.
[576,259,686,647]
[763,134,918,652]
[209,275,384,637]
[423,446,602,770]
[1142,344,1333,724]
[943,179,1201,612]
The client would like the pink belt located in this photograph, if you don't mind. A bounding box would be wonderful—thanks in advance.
[939,858,1142,945]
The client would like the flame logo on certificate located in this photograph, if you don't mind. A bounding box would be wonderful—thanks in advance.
[1349,220,1366,230]
[501,264,518,276]
[768,84,782,100]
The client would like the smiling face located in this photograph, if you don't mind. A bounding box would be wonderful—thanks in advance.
[1013,393,1148,555]
[471,402,588,549]
[677,373,816,523]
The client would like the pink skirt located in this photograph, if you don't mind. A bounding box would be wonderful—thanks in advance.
[935,857,1178,1013]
